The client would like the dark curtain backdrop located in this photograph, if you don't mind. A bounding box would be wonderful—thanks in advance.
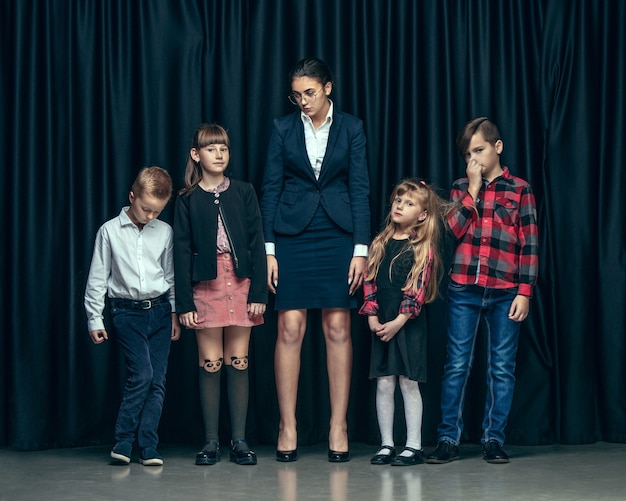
[1,0,624,451]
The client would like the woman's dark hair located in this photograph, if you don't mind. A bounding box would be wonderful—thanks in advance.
[288,58,334,86]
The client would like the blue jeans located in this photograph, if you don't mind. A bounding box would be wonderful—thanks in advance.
[437,282,521,446]
[111,301,172,450]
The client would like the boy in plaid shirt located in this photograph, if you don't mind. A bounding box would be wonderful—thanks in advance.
[427,117,539,464]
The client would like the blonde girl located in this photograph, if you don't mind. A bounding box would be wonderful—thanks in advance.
[359,178,444,466]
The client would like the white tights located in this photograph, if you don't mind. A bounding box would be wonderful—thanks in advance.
[376,375,423,454]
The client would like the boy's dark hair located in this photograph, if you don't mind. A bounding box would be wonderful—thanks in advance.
[132,166,173,200]
[456,117,502,157]
[289,57,334,86]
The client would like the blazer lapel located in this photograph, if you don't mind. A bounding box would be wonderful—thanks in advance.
[292,114,318,183]
[318,112,342,184]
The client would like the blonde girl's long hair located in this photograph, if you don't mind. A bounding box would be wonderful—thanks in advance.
[179,123,231,195]
[366,178,445,303]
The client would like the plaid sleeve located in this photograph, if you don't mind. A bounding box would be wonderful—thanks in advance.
[358,275,379,316]
[516,185,539,296]
[447,181,478,240]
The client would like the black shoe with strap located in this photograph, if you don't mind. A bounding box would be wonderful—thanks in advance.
[195,440,220,465]
[390,447,424,466]
[230,439,257,465]
[370,445,396,465]
[426,441,460,464]
[482,440,510,464]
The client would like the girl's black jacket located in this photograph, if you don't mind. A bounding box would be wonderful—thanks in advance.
[173,179,267,314]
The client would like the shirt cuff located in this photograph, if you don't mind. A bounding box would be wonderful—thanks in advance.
[353,244,368,257]
[265,242,276,255]
[88,317,105,332]
[518,284,533,297]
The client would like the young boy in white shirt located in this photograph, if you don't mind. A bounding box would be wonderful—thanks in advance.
[85,166,180,466]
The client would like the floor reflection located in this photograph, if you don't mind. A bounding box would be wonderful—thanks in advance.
[277,463,425,501]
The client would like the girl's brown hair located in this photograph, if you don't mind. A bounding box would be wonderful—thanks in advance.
[179,123,230,195]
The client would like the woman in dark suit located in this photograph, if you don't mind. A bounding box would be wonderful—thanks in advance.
[261,58,370,463]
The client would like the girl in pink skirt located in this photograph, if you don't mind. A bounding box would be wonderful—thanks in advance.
[174,124,267,466]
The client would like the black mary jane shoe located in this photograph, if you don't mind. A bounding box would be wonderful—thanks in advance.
[230,439,257,465]
[390,447,425,466]
[328,449,350,463]
[370,445,396,465]
[276,449,298,462]
[195,440,220,465]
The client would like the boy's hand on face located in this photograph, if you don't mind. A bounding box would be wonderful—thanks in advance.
[89,329,108,344]
[466,159,483,197]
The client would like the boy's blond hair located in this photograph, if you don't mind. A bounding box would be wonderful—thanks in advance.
[132,166,173,200]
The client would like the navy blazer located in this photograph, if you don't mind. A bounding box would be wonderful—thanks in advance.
[261,109,370,245]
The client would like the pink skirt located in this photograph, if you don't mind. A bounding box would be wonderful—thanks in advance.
[192,253,264,329]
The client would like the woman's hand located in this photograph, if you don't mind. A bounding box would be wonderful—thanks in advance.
[348,256,366,295]
[267,254,278,294]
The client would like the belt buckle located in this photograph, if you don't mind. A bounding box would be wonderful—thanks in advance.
[139,299,152,309]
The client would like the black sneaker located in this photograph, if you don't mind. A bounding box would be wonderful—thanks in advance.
[426,441,460,464]
[139,447,164,466]
[482,440,510,464]
[110,441,132,465]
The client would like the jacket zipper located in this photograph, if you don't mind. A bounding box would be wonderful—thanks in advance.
[218,204,239,269]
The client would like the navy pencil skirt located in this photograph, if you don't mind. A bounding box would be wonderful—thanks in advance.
[274,205,356,311]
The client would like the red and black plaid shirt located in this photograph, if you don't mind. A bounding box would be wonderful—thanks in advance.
[447,167,539,297]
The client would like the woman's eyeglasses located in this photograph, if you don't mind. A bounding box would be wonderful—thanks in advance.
[288,88,323,106]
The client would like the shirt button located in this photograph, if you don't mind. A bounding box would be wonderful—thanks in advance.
[227,282,232,286]
[229,309,234,314]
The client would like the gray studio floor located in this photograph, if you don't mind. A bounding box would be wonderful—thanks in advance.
[1,441,625,501]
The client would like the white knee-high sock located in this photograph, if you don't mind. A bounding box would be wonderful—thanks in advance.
[399,376,423,452]
[376,375,397,448]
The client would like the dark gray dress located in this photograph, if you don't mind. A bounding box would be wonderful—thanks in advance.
[369,238,427,382]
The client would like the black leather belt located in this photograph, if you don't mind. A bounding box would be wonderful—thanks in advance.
[111,294,169,310]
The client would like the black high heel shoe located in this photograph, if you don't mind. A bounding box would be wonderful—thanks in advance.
[328,449,350,463]
[276,449,298,462]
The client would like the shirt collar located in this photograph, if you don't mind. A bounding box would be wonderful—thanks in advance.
[120,206,157,229]
[300,99,334,126]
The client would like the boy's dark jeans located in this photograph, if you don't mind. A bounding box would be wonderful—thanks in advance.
[437,282,521,446]
[111,300,172,450]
